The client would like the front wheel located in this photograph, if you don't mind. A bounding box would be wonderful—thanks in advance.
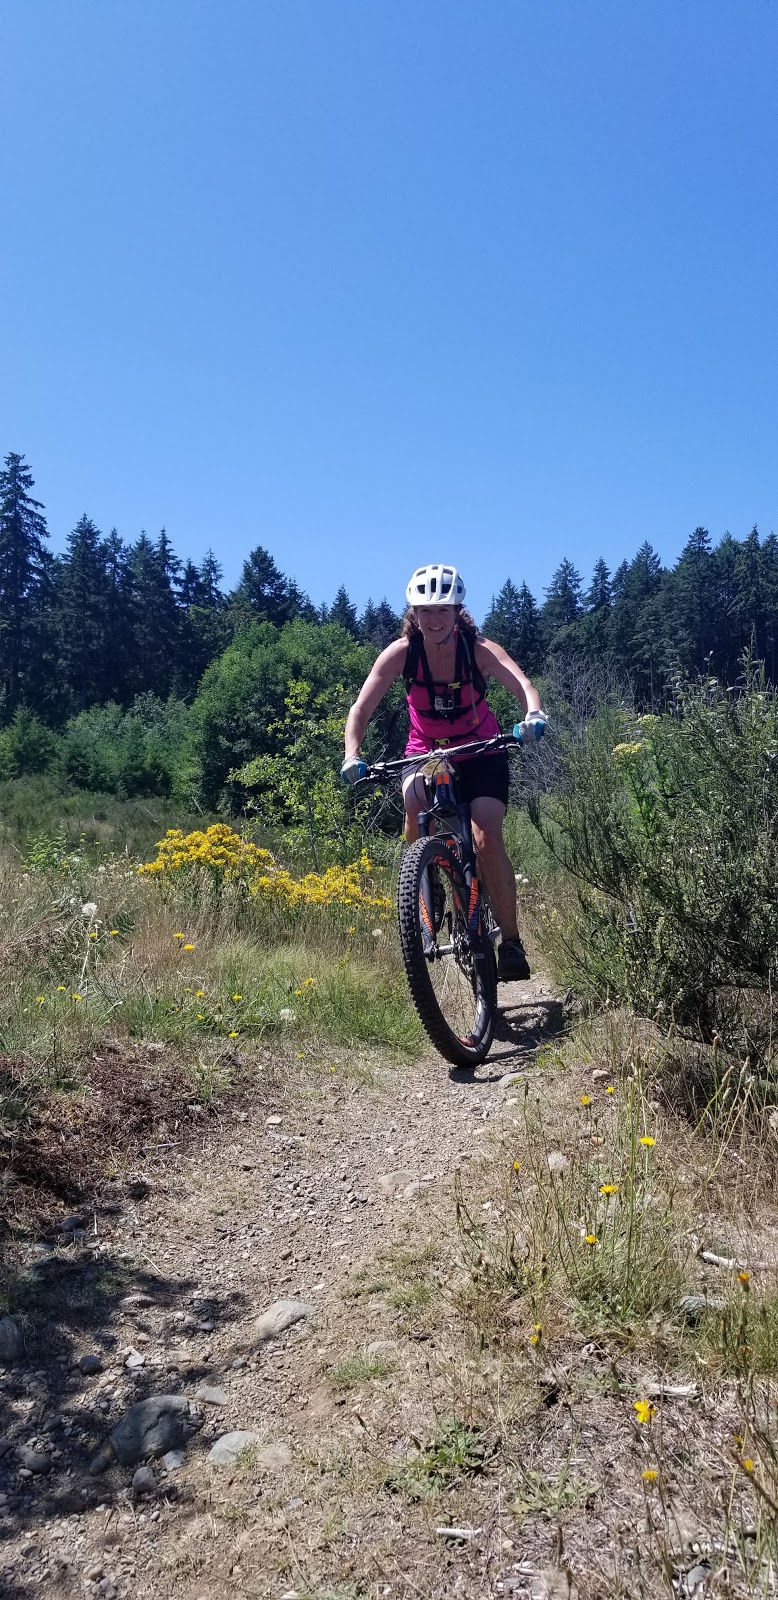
[397,837,497,1068]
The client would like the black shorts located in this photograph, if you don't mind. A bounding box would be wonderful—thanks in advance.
[402,750,509,809]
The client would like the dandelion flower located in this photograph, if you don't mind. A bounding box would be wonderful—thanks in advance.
[513,1159,521,1172]
[232,994,242,1002]
[599,1183,618,1195]
[195,990,205,998]
[173,933,185,939]
[633,1399,656,1425]
[642,1469,658,1482]
[738,1271,750,1286]
[583,1233,597,1246]
[529,1333,539,1346]
[89,931,98,940]
[228,1030,239,1038]
[639,1135,656,1147]
[297,1052,304,1060]
[743,1458,755,1474]
[35,996,45,1004]
[56,985,66,992]
[183,943,195,951]
[197,1014,205,1021]
[580,1093,592,1106]
[72,994,83,1003]
[606,1085,615,1095]
[304,978,316,987]
[294,988,303,996]
[347,927,356,936]
[110,930,119,936]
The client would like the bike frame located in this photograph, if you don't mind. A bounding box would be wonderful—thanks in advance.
[357,732,520,954]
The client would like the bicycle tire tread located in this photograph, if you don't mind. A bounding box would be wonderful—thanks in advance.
[397,837,496,1068]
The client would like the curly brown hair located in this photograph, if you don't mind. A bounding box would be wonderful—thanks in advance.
[401,605,480,640]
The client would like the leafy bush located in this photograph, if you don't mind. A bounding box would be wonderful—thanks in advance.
[531,667,778,1065]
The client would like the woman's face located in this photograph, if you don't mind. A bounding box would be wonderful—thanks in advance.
[414,604,459,645]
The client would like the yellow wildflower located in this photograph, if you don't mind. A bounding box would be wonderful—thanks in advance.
[173,932,185,939]
[738,1271,750,1286]
[642,1469,658,1482]
[183,943,195,951]
[606,1085,615,1094]
[196,990,205,998]
[633,1399,656,1425]
[197,1014,205,1021]
[580,1093,592,1106]
[529,1333,539,1346]
[228,1030,239,1038]
[639,1135,656,1147]
[110,930,119,936]
[583,1233,597,1246]
[56,985,66,992]
[35,996,45,1004]
[513,1159,521,1172]
[232,994,242,1002]
[599,1184,618,1196]
[743,1457,755,1474]
[89,931,97,940]
[72,994,83,1003]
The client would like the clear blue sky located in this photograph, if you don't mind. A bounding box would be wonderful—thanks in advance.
[2,0,776,623]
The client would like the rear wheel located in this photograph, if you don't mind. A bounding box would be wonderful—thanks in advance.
[397,837,497,1068]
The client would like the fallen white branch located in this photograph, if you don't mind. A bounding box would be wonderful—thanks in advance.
[644,1382,699,1400]
[436,1526,482,1541]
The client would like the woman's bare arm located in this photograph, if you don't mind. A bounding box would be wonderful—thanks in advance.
[344,638,407,760]
[475,637,542,715]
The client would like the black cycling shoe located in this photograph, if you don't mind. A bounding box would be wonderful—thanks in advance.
[497,936,531,982]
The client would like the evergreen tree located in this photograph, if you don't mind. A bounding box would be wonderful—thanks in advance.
[57,515,110,711]
[586,558,612,612]
[541,559,583,649]
[0,453,50,718]
[128,531,180,697]
[483,580,543,673]
[360,597,401,649]
[230,545,294,625]
[326,585,360,636]
[669,526,715,673]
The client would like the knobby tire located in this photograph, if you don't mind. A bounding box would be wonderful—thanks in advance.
[397,836,497,1068]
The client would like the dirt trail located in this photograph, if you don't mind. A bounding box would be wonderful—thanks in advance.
[0,976,565,1600]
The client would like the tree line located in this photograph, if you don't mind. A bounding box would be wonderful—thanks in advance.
[1,449,776,808]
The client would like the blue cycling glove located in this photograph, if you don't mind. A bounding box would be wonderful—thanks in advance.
[513,711,547,744]
[341,758,368,784]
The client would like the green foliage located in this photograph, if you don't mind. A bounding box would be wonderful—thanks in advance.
[532,667,778,1064]
[189,618,376,809]
[0,706,58,777]
[232,679,368,868]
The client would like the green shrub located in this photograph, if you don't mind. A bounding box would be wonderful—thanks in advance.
[531,666,778,1066]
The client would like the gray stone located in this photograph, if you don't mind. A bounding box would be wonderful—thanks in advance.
[257,1441,292,1471]
[255,1299,314,1342]
[207,1430,260,1466]
[58,1215,84,1233]
[0,1316,23,1366]
[16,1445,51,1474]
[367,1340,397,1355]
[162,1449,185,1471]
[110,1394,201,1466]
[195,1385,226,1406]
[678,1294,725,1325]
[376,1169,416,1197]
[402,1180,421,1200]
[124,1349,146,1371]
[131,1465,156,1495]
[79,1354,102,1376]
[499,1071,526,1088]
[0,1437,14,1458]
[546,1150,570,1175]
[89,1444,114,1476]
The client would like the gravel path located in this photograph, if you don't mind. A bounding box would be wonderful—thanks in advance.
[0,974,564,1600]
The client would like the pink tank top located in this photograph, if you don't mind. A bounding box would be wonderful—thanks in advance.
[404,628,500,757]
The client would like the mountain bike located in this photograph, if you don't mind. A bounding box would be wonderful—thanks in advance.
[356,732,522,1069]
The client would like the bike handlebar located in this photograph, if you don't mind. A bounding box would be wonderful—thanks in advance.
[355,731,522,784]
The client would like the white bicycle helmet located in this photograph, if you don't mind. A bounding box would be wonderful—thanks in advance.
[405,564,466,606]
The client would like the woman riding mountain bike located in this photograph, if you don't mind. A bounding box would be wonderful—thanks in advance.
[341,563,547,981]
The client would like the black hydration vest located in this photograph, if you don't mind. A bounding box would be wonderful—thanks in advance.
[402,626,488,722]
